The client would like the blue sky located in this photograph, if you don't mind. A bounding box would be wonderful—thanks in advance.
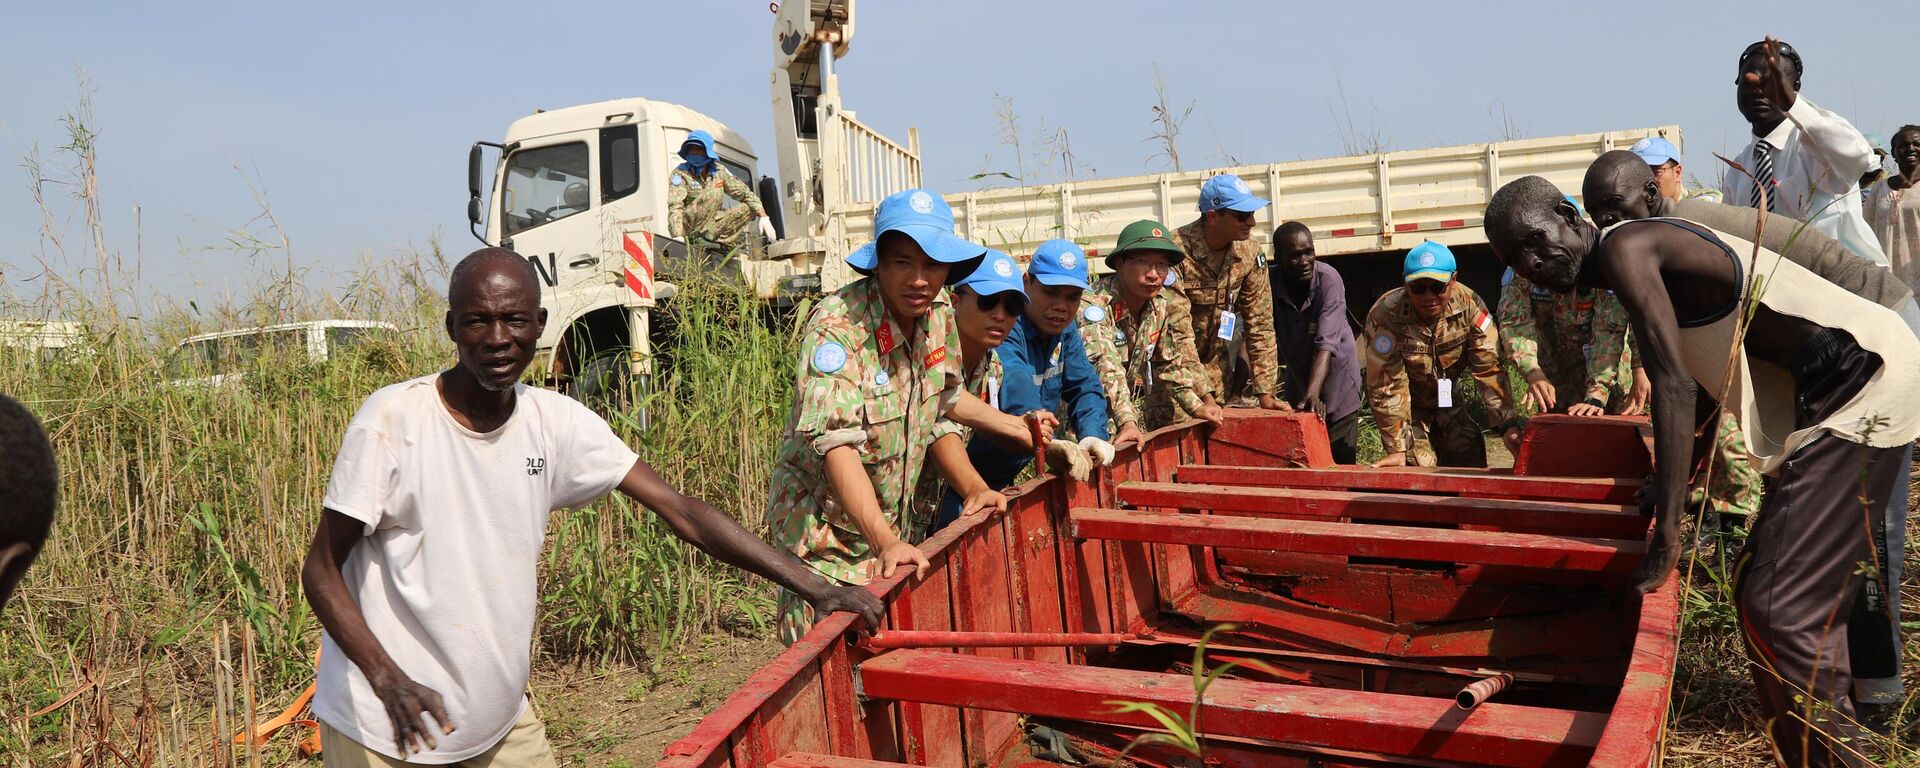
[2,1,1910,308]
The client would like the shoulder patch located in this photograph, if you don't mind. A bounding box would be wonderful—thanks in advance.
[1082,304,1106,323]
[1371,333,1395,356]
[811,342,848,374]
[670,174,684,186]
[1164,268,1179,286]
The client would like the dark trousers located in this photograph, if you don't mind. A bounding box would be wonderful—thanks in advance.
[1325,408,1358,465]
[1732,330,1905,767]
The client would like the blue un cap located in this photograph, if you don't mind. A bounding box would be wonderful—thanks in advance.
[846,189,987,279]
[954,248,1026,298]
[1027,239,1091,290]
[1630,136,1680,166]
[1198,173,1270,213]
[1403,241,1457,284]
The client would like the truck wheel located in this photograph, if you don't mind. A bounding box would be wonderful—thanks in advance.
[573,349,633,413]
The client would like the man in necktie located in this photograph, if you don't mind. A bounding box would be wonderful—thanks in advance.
[1721,37,1889,266]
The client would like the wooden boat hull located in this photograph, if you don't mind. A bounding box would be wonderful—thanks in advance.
[660,412,1679,768]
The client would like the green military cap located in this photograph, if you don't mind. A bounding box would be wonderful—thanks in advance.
[1106,219,1186,269]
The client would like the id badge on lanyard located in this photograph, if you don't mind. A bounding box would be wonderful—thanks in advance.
[1437,378,1454,408]
[1217,311,1238,341]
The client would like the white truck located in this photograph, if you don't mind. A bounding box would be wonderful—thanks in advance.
[464,0,1679,407]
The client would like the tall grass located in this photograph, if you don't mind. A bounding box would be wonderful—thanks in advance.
[1,97,798,764]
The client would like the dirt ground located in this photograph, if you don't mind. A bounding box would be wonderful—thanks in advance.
[531,636,785,767]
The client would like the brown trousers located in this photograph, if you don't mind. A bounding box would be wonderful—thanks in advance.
[1732,330,1905,768]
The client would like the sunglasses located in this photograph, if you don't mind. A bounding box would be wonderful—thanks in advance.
[1407,279,1449,296]
[1224,210,1255,224]
[963,290,1027,315]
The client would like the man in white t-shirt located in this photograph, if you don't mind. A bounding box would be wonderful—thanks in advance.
[300,248,884,766]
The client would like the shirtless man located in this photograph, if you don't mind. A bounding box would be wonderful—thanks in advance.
[1486,175,1918,767]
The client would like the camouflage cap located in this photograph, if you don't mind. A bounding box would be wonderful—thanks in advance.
[1106,220,1185,269]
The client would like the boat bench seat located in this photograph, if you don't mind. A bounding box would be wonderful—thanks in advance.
[769,753,918,767]
[1069,507,1643,572]
[1173,463,1643,503]
[857,649,1604,768]
[1116,481,1648,539]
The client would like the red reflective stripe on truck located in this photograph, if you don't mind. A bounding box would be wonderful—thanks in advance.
[1394,223,1419,233]
[1328,228,1357,237]
[622,233,653,299]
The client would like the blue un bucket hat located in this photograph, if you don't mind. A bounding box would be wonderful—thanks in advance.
[1027,239,1091,290]
[847,189,986,281]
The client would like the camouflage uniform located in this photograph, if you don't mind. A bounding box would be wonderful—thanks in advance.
[907,351,1002,538]
[768,279,964,643]
[1496,273,1636,411]
[1169,221,1280,402]
[1078,275,1208,430]
[1691,412,1764,518]
[666,164,764,251]
[1363,286,1516,467]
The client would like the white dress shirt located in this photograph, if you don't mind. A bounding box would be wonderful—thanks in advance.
[1720,95,1890,266]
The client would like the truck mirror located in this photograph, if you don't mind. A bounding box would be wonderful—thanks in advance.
[468,144,484,199]
[467,143,489,244]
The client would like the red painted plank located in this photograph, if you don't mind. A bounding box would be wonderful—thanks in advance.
[952,514,1020,764]
[1072,508,1643,572]
[1513,414,1653,478]
[734,663,829,765]
[1588,579,1682,767]
[1174,464,1643,504]
[857,650,1605,768]
[1118,482,1648,539]
[1206,411,1334,468]
[897,561,966,768]
[1006,491,1067,664]
[769,752,918,767]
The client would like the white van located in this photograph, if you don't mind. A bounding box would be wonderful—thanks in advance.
[167,320,398,387]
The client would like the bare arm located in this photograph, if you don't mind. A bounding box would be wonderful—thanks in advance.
[1597,230,1696,593]
[301,512,452,755]
[1301,348,1333,414]
[616,458,885,626]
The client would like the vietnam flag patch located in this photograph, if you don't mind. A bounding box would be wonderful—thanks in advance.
[924,346,947,368]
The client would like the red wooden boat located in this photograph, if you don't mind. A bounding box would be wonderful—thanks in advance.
[659,412,1679,768]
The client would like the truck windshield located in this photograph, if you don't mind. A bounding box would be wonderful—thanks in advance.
[501,142,591,236]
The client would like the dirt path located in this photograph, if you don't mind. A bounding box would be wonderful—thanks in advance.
[532,635,784,767]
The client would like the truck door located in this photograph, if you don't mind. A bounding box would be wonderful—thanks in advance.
[499,135,603,303]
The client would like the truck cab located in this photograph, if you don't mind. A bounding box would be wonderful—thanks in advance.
[469,99,769,406]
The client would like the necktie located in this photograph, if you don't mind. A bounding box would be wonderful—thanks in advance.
[1750,141,1777,212]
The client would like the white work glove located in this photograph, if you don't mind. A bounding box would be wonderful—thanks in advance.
[1078,437,1116,467]
[1044,439,1093,482]
[757,216,778,242]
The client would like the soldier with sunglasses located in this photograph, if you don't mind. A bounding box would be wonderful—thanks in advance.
[916,249,1028,534]
[1363,241,1521,467]
[1170,175,1288,411]
[1080,220,1220,434]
